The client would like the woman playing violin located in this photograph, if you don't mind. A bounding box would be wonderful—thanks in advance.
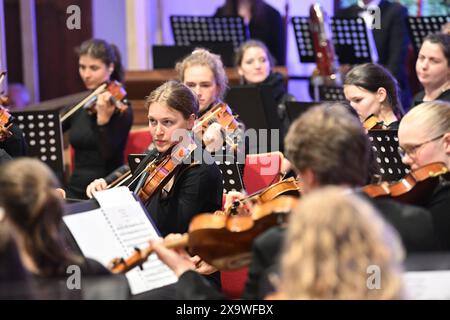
[64,39,133,199]
[398,100,450,249]
[344,63,404,130]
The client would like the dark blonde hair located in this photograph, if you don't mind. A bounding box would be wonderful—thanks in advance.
[235,39,275,68]
[422,33,450,66]
[284,103,371,187]
[0,158,81,277]
[280,186,404,299]
[145,80,199,119]
[176,48,228,100]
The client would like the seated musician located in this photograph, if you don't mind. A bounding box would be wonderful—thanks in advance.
[344,63,404,129]
[150,103,436,300]
[398,100,450,250]
[0,104,28,160]
[86,48,239,197]
[0,158,112,292]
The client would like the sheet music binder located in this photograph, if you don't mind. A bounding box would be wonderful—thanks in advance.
[368,130,409,182]
[407,16,450,53]
[170,15,249,49]
[63,188,177,295]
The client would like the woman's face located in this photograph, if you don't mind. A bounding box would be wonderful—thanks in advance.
[398,120,449,170]
[184,65,219,112]
[416,41,450,90]
[238,46,271,84]
[79,55,112,90]
[148,102,195,153]
[344,85,384,122]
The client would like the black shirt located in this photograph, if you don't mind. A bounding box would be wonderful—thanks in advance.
[63,104,133,199]
[0,123,27,158]
[411,89,450,109]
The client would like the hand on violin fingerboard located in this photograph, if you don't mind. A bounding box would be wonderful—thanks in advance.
[190,255,218,275]
[96,91,116,125]
[224,191,253,216]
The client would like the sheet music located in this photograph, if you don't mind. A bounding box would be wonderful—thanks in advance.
[403,270,450,300]
[63,189,177,295]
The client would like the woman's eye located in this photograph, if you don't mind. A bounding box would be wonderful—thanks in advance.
[163,120,173,126]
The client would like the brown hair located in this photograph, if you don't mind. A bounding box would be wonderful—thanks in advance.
[422,32,450,66]
[176,48,228,101]
[280,186,404,299]
[284,103,371,187]
[145,80,199,119]
[0,158,81,277]
[76,38,124,82]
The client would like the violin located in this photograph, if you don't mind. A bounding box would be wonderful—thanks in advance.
[109,196,298,273]
[193,102,240,150]
[0,72,13,142]
[137,141,197,204]
[363,114,385,130]
[225,177,302,216]
[362,162,449,204]
[60,81,128,122]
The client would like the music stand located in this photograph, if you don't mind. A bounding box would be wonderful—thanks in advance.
[319,85,346,101]
[225,84,283,153]
[284,101,317,123]
[331,17,375,64]
[170,15,249,50]
[407,16,450,53]
[291,16,316,63]
[215,156,245,193]
[12,109,64,181]
[368,130,409,182]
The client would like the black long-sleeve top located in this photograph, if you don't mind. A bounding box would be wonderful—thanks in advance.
[63,103,133,199]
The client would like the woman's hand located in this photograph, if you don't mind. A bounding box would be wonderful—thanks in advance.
[95,91,115,125]
[224,191,252,216]
[203,122,224,153]
[86,178,107,198]
[190,255,218,275]
[150,234,196,278]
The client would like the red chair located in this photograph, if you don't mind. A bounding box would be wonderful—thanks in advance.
[123,128,152,162]
[220,151,283,299]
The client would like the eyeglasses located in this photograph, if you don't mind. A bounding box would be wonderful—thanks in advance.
[398,134,444,159]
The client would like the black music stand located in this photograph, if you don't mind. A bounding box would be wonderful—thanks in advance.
[170,15,249,50]
[152,44,235,68]
[368,130,409,182]
[214,155,245,193]
[12,109,64,181]
[331,17,375,64]
[407,16,450,53]
[319,85,346,101]
[284,101,317,123]
[291,16,316,63]
[224,84,283,153]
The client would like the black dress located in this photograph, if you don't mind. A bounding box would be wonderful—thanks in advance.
[0,123,28,158]
[411,89,450,109]
[215,1,285,65]
[63,103,133,199]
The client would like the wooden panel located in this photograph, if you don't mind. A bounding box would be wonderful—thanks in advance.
[35,0,92,101]
[124,66,288,126]
[4,0,23,83]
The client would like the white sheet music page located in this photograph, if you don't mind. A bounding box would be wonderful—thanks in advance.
[404,270,450,300]
[63,188,177,295]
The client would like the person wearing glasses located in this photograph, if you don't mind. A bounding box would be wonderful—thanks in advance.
[398,100,450,250]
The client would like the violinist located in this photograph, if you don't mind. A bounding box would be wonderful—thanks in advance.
[149,103,435,300]
[412,33,450,108]
[63,39,133,199]
[398,100,450,249]
[344,63,404,130]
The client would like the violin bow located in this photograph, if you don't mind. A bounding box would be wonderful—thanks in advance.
[60,83,107,122]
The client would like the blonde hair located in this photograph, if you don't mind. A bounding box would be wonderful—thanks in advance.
[400,100,450,138]
[280,186,404,300]
[176,48,228,101]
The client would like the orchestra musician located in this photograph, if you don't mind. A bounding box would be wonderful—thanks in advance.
[398,100,450,250]
[0,159,111,281]
[150,103,436,300]
[344,63,404,129]
[412,33,450,108]
[63,39,133,200]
